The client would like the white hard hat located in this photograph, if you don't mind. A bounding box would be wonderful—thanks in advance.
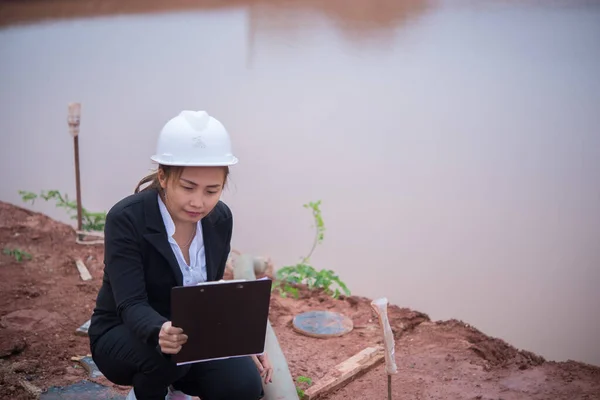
[150,110,238,166]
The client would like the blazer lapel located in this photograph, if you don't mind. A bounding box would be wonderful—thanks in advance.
[142,189,183,286]
[144,233,183,286]
[201,218,217,281]
[201,206,230,282]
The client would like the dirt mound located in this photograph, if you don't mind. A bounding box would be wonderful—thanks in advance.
[388,304,430,337]
[0,329,27,359]
[328,319,600,400]
[438,319,545,370]
[0,201,106,399]
[1,199,599,400]
[1,309,64,331]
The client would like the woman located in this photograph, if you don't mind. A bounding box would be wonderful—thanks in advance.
[88,110,272,400]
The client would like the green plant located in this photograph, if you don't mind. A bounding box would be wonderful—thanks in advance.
[295,375,313,398]
[3,247,32,262]
[276,264,350,299]
[19,190,106,231]
[273,200,350,299]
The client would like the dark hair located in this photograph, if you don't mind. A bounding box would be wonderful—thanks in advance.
[134,165,229,194]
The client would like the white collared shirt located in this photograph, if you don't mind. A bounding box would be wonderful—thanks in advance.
[157,194,207,286]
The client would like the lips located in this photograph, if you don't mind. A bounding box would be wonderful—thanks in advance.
[186,211,202,218]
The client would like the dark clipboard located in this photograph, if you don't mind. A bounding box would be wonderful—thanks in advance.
[170,278,272,366]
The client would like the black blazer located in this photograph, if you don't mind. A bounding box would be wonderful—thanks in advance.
[88,187,232,349]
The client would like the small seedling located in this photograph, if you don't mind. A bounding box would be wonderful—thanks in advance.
[276,264,350,299]
[273,200,350,299]
[295,375,313,398]
[19,190,106,231]
[2,247,32,262]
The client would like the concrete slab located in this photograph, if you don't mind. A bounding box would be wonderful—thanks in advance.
[77,356,103,379]
[292,310,354,338]
[75,319,90,336]
[41,380,125,400]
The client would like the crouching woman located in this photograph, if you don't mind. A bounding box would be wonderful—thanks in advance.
[88,110,272,400]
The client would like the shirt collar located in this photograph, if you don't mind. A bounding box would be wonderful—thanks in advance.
[157,194,176,238]
[157,194,203,240]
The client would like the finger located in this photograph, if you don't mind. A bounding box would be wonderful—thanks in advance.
[160,335,178,345]
[263,359,273,383]
[161,345,182,354]
[159,340,181,349]
[165,325,184,335]
[252,356,264,372]
[159,330,182,340]
[261,362,269,378]
[164,333,187,343]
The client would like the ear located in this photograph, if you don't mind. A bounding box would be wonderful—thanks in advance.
[157,168,168,190]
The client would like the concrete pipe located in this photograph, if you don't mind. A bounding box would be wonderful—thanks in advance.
[232,254,299,400]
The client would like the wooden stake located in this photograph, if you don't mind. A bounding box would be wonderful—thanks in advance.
[75,259,92,281]
[68,103,83,240]
[370,298,398,400]
[303,346,384,399]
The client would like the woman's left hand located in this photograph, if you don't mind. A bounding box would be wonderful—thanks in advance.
[252,352,273,384]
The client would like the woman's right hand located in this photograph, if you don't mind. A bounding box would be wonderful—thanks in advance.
[158,321,188,354]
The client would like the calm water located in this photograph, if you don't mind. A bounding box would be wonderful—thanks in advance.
[1,0,599,366]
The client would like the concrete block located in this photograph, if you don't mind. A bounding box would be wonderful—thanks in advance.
[77,356,103,379]
[41,380,124,399]
[75,319,90,336]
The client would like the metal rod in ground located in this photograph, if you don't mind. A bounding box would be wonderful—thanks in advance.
[68,103,83,240]
[388,374,392,400]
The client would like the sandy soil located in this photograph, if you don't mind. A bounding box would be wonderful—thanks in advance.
[0,200,599,400]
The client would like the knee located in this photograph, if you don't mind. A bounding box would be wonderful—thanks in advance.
[141,354,187,382]
[224,379,263,399]
[216,368,263,400]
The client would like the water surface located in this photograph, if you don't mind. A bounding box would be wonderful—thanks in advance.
[1,0,599,366]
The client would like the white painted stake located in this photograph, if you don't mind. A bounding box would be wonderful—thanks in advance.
[371,297,398,400]
[75,259,92,281]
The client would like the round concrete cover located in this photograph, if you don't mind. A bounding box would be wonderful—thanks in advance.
[292,310,354,338]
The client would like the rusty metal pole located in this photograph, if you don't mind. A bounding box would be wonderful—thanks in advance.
[68,103,83,239]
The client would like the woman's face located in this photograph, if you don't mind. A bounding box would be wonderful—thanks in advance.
[159,166,226,224]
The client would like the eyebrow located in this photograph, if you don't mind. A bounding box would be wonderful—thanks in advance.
[180,178,221,188]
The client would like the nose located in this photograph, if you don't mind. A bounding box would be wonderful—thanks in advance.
[189,194,204,210]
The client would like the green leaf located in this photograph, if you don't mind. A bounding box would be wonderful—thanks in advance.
[18,190,107,232]
[297,376,312,385]
[275,200,351,300]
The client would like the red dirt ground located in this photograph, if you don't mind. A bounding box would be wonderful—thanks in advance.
[1,200,599,400]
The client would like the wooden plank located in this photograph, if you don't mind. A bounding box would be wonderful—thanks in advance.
[304,346,384,399]
[75,259,92,281]
[70,354,91,361]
